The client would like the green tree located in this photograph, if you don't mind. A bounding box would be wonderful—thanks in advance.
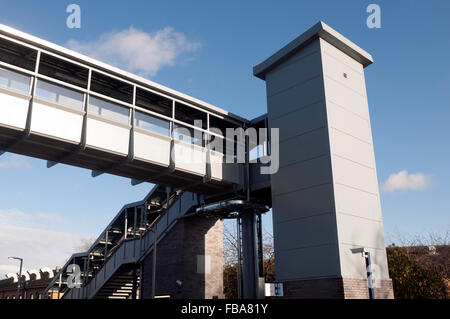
[387,245,447,299]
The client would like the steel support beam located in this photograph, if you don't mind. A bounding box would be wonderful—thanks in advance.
[47,69,91,168]
[0,51,40,156]
[237,216,243,299]
[241,212,259,299]
[256,213,264,278]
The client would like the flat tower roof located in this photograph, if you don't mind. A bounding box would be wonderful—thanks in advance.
[253,21,373,80]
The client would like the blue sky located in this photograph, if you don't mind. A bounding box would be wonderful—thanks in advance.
[0,0,449,273]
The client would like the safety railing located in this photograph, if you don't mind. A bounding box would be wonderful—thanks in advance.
[0,63,242,183]
[60,191,198,299]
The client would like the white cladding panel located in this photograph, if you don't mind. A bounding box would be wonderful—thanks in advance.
[275,244,340,281]
[320,38,389,280]
[266,40,321,95]
[331,154,378,195]
[266,51,323,97]
[0,92,29,129]
[274,213,338,251]
[329,127,375,168]
[320,40,365,73]
[323,78,370,120]
[267,76,326,120]
[270,101,327,140]
[336,213,386,249]
[134,130,171,166]
[86,117,130,154]
[339,244,390,280]
[210,151,240,184]
[271,183,335,223]
[31,102,83,142]
[334,183,382,221]
[277,127,330,168]
[321,48,366,96]
[174,140,206,176]
[272,155,333,196]
[327,101,372,143]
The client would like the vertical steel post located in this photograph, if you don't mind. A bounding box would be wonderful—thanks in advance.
[256,213,264,278]
[149,228,157,299]
[241,212,259,299]
[85,255,90,299]
[131,268,137,299]
[133,207,137,238]
[236,216,242,299]
[139,263,144,299]
[57,271,62,299]
[133,207,138,257]
[365,252,375,299]
[124,210,128,239]
[104,231,108,257]
[16,259,23,299]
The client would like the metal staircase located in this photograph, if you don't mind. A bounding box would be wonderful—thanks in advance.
[94,265,139,299]
[45,185,200,299]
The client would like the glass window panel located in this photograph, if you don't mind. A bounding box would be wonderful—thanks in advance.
[88,96,130,124]
[135,111,170,136]
[209,115,241,137]
[173,123,204,146]
[175,102,207,129]
[136,88,172,117]
[38,53,88,89]
[0,38,37,71]
[0,67,31,93]
[35,79,84,110]
[90,72,133,104]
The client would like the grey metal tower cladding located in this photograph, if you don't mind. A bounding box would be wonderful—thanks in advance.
[254,22,394,299]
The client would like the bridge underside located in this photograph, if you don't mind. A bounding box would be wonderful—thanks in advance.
[0,124,231,195]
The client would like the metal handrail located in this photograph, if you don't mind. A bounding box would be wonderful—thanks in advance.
[61,192,188,299]
[0,57,245,139]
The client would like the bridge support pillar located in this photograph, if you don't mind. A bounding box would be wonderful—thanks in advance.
[241,212,259,299]
[141,215,223,299]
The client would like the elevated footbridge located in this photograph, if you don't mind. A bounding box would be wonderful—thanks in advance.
[1,24,272,299]
[0,24,251,194]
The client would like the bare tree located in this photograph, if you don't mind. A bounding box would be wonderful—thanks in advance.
[74,237,96,253]
[386,229,450,247]
[223,221,274,266]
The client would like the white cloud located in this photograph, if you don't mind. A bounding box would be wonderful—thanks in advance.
[0,225,85,278]
[381,170,432,192]
[0,208,92,278]
[66,26,201,77]
[0,209,64,228]
[0,154,31,169]
[0,264,20,275]
[35,212,64,223]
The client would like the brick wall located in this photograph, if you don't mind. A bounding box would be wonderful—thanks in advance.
[283,277,394,299]
[141,215,223,299]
